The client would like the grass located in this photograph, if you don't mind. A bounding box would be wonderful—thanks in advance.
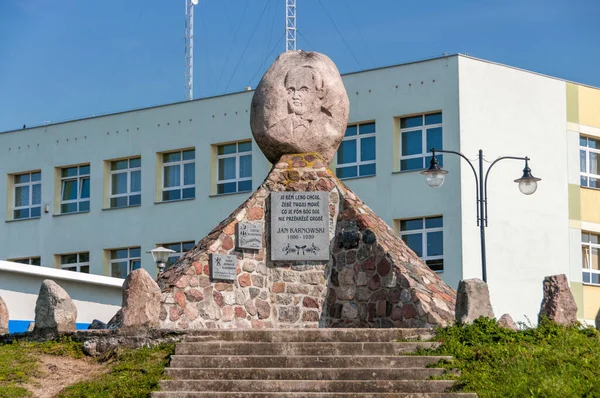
[59,343,174,398]
[0,338,174,398]
[0,337,84,397]
[422,317,600,397]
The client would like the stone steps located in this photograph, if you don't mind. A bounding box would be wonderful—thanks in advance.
[152,394,477,398]
[165,367,456,380]
[169,354,452,369]
[174,341,440,356]
[153,328,474,397]
[180,328,434,342]
[159,380,458,393]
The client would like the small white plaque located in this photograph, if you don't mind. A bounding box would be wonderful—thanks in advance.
[210,254,237,281]
[236,222,263,250]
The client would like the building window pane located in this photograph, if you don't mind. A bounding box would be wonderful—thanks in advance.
[400,113,443,172]
[60,252,90,273]
[336,122,376,179]
[109,247,141,278]
[580,136,600,189]
[582,231,600,285]
[110,157,141,208]
[9,256,41,266]
[216,142,252,194]
[399,216,444,272]
[13,172,42,220]
[162,150,195,201]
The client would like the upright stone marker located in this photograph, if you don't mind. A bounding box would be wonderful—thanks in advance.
[210,254,237,281]
[237,222,263,250]
[271,191,329,261]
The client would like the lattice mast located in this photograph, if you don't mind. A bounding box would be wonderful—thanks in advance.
[184,0,197,101]
[286,0,296,51]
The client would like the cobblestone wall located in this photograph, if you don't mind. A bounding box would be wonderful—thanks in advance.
[157,153,455,329]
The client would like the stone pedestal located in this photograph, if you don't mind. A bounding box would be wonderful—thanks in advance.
[157,153,456,329]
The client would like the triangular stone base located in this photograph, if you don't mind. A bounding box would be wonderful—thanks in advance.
[157,153,456,329]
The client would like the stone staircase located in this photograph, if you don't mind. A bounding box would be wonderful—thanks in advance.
[152,329,476,398]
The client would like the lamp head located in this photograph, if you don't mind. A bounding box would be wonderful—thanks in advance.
[514,158,541,195]
[148,247,176,272]
[421,152,448,188]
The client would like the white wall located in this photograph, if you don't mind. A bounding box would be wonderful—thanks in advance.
[458,57,569,322]
[0,260,122,324]
[0,56,465,291]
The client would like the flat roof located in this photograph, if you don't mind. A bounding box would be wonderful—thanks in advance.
[2,53,597,135]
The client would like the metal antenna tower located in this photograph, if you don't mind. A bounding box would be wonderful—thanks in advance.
[184,0,197,101]
[286,0,296,51]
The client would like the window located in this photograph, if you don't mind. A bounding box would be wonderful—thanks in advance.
[109,247,141,278]
[8,257,41,266]
[157,241,195,267]
[336,122,376,179]
[582,232,600,285]
[60,252,90,273]
[217,142,252,194]
[13,172,41,220]
[399,113,443,171]
[163,150,195,201]
[110,158,141,208]
[399,216,443,272]
[60,165,90,213]
[580,136,600,188]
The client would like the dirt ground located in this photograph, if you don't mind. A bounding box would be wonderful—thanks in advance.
[24,354,106,398]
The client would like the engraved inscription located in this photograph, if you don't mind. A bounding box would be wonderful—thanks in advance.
[271,191,329,261]
[237,222,263,250]
[210,254,237,281]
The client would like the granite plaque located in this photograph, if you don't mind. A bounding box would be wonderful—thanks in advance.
[271,191,329,261]
[236,222,263,250]
[210,254,237,281]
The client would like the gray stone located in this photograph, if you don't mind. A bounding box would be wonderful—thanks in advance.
[341,302,358,319]
[210,254,237,281]
[121,268,161,329]
[271,192,330,261]
[455,278,494,324]
[250,50,350,164]
[539,274,578,326]
[107,309,123,330]
[88,319,107,330]
[34,279,77,333]
[497,313,518,331]
[0,297,8,334]
[595,309,600,331]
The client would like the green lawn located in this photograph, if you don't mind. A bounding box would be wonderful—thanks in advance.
[0,338,174,398]
[423,317,600,398]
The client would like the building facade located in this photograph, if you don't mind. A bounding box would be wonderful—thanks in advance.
[1,55,598,323]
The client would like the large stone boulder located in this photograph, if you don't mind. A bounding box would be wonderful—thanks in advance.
[34,280,77,333]
[250,51,350,164]
[0,296,8,335]
[455,278,495,324]
[539,274,578,326]
[121,268,161,329]
[497,313,518,331]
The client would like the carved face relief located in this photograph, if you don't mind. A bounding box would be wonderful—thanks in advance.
[284,67,322,116]
[250,51,350,164]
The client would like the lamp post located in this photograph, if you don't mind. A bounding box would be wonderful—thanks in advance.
[148,247,176,274]
[420,148,541,283]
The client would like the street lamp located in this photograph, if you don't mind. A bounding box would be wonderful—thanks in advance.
[421,148,541,282]
[148,247,176,273]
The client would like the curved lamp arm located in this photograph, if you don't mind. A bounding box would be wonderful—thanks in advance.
[483,156,528,226]
[430,148,481,225]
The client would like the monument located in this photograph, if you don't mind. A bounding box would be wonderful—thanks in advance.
[156,51,456,329]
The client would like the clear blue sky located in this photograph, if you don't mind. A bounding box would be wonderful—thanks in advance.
[0,0,598,132]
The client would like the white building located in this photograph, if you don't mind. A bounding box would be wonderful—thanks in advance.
[1,54,599,324]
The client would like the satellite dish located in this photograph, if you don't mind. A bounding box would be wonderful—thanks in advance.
[191,0,198,5]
